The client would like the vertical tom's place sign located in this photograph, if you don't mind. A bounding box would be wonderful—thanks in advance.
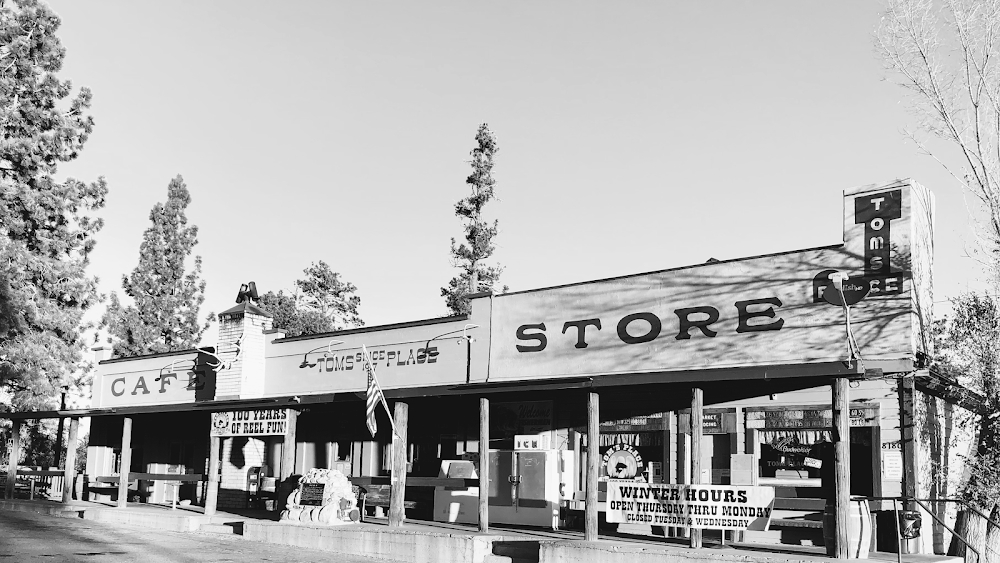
[606,482,775,531]
[486,180,930,382]
[857,190,903,293]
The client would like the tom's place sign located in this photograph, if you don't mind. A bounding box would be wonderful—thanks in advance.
[211,409,290,437]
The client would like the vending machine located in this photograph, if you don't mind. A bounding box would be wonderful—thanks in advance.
[432,447,574,529]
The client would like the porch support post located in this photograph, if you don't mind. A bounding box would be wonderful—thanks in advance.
[62,417,80,503]
[5,420,20,499]
[204,435,221,516]
[389,401,409,527]
[585,392,600,541]
[479,397,490,532]
[280,409,298,480]
[690,387,704,549]
[900,373,918,503]
[117,417,132,508]
[833,377,851,559]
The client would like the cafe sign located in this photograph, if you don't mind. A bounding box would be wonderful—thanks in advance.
[606,481,775,530]
[211,409,291,437]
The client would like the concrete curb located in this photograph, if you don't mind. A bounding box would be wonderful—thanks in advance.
[0,500,207,533]
[0,499,82,519]
[242,520,502,563]
[79,506,208,532]
[539,540,824,563]
[0,502,848,563]
[0,501,504,563]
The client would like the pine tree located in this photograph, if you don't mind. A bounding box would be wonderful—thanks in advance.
[102,175,211,357]
[0,0,107,409]
[441,123,506,316]
[259,261,363,337]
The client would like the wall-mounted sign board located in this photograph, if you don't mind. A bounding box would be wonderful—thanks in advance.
[606,481,775,530]
[745,405,879,429]
[211,409,291,437]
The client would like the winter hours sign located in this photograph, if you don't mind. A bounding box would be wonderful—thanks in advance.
[211,409,290,437]
[606,482,775,531]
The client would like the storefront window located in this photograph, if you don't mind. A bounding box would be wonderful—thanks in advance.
[758,429,831,478]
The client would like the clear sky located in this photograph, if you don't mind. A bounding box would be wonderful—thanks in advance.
[45,1,986,345]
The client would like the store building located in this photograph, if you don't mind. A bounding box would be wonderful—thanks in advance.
[4,178,980,555]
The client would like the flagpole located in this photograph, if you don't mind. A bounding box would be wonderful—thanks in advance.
[363,345,400,439]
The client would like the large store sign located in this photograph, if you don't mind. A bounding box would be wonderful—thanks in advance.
[606,482,775,530]
[487,182,926,382]
[265,337,468,396]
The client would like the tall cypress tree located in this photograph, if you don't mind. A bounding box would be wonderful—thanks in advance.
[441,123,506,315]
[103,175,211,357]
[0,0,107,409]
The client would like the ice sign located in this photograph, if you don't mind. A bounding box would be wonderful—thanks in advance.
[514,434,550,450]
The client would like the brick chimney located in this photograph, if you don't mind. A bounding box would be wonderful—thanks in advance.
[214,301,272,400]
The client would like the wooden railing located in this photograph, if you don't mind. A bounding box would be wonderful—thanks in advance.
[862,496,997,563]
[17,470,66,477]
[1,469,68,500]
[93,473,207,484]
[348,476,478,488]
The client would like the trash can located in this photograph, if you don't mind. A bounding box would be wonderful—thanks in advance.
[898,510,922,554]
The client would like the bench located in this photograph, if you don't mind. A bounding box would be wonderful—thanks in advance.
[355,484,419,520]
[349,476,468,520]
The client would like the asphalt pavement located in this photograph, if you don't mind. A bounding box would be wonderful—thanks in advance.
[0,509,396,562]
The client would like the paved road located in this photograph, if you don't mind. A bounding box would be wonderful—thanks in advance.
[0,510,396,562]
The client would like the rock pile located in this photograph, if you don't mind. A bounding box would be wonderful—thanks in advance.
[279,468,359,525]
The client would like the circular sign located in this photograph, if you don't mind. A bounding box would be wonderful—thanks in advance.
[211,412,231,435]
[603,443,644,480]
[814,270,870,306]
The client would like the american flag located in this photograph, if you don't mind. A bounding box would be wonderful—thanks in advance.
[362,345,383,437]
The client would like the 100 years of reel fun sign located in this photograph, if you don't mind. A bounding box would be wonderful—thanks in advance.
[606,482,775,530]
[211,409,289,437]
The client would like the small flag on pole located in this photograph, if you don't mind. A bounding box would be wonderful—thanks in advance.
[362,345,384,437]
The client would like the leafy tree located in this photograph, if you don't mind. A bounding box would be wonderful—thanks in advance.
[258,261,363,337]
[74,430,87,473]
[932,293,1000,509]
[0,419,52,469]
[877,0,1000,280]
[441,123,506,315]
[876,0,1000,510]
[21,419,54,467]
[102,175,210,357]
[0,0,107,409]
